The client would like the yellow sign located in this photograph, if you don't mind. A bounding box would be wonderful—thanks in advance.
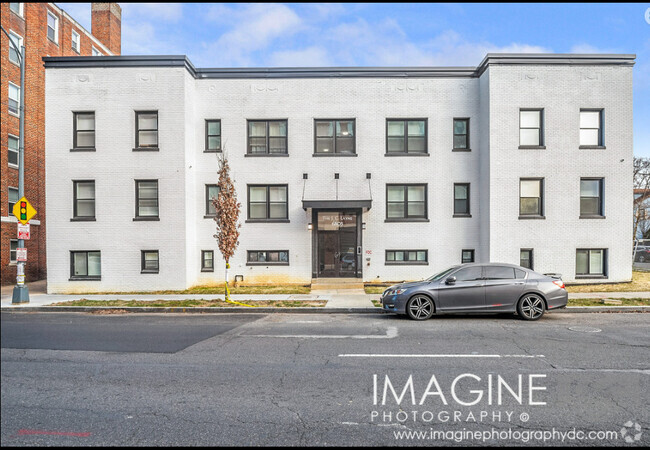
[12,196,37,225]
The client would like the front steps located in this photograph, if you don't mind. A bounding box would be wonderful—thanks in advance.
[311,278,365,291]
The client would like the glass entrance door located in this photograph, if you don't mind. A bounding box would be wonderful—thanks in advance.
[317,211,357,277]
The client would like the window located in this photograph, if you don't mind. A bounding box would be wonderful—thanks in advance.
[205,120,221,152]
[10,240,18,263]
[454,266,482,281]
[91,46,101,56]
[247,250,289,265]
[461,249,475,264]
[453,118,469,150]
[8,83,20,116]
[484,266,517,280]
[8,187,19,213]
[454,183,470,216]
[386,119,426,154]
[9,3,23,17]
[519,109,543,147]
[205,184,219,216]
[47,11,58,43]
[73,112,95,149]
[520,249,533,270]
[576,249,606,277]
[201,250,214,272]
[135,180,159,219]
[8,31,22,65]
[70,251,101,279]
[8,135,19,167]
[385,250,428,265]
[248,120,287,155]
[315,119,355,155]
[73,181,95,219]
[247,185,288,221]
[519,178,544,217]
[386,184,427,220]
[71,30,80,53]
[580,110,604,147]
[141,250,159,274]
[135,111,158,149]
[580,178,604,217]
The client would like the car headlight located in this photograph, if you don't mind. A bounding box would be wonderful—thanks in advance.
[387,288,408,296]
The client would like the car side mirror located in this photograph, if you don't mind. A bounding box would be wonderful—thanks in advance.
[445,276,456,285]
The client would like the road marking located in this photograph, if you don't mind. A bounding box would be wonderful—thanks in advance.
[244,326,398,339]
[18,430,91,437]
[338,353,545,358]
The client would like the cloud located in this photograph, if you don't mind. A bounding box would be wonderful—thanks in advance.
[570,43,619,54]
[121,3,184,23]
[269,46,333,67]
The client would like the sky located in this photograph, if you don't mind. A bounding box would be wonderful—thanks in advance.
[58,2,650,157]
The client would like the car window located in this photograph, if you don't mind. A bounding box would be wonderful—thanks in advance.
[453,266,482,281]
[485,266,516,280]
[515,269,527,279]
[427,267,458,281]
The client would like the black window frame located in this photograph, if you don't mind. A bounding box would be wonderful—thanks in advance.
[134,179,160,220]
[134,111,159,151]
[205,184,220,217]
[201,250,214,272]
[453,183,471,217]
[70,250,101,280]
[519,178,545,219]
[246,250,290,266]
[72,111,96,151]
[461,249,475,264]
[580,178,604,218]
[520,248,533,270]
[72,180,96,221]
[205,119,222,153]
[246,184,289,222]
[579,109,605,149]
[313,119,357,156]
[246,119,288,156]
[385,250,428,265]
[141,250,159,274]
[385,118,428,156]
[576,248,607,278]
[519,108,545,149]
[385,184,428,222]
[452,118,470,151]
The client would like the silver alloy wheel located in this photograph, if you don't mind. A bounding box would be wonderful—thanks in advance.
[407,295,434,320]
[518,294,545,320]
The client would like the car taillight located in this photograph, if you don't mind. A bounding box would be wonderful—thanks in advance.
[552,280,565,289]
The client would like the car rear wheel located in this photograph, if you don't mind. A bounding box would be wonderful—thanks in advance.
[517,294,545,321]
[406,295,435,321]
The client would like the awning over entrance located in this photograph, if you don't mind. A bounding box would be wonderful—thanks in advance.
[301,177,372,210]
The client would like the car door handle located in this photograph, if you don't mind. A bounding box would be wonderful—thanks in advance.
[514,282,525,285]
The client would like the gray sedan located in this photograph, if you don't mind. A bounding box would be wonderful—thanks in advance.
[381,263,568,321]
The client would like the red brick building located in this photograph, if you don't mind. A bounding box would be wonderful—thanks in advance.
[1,2,121,284]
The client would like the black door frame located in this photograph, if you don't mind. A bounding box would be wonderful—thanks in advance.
[311,208,362,278]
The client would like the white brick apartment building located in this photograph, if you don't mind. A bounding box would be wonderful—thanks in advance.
[43,54,634,293]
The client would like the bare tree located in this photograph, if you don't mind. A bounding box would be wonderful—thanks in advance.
[633,157,650,240]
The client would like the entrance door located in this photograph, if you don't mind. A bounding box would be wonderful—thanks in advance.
[317,211,358,277]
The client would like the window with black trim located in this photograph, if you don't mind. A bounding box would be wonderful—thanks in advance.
[314,119,355,155]
[135,180,159,219]
[205,120,221,152]
[576,249,606,277]
[70,251,101,279]
[520,249,533,270]
[386,119,426,154]
[454,183,470,216]
[580,178,604,217]
[248,120,287,155]
[135,111,158,149]
[73,180,95,220]
[247,185,288,221]
[385,250,428,264]
[453,118,469,150]
[141,250,159,273]
[201,250,214,272]
[205,184,220,216]
[73,112,95,149]
[461,249,475,264]
[8,187,18,213]
[247,250,289,265]
[386,184,427,220]
[8,134,19,168]
[580,110,604,147]
[519,109,544,147]
[519,178,544,217]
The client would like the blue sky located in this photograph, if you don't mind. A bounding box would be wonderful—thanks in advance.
[58,2,650,156]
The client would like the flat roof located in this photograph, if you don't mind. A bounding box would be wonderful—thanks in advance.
[42,53,636,79]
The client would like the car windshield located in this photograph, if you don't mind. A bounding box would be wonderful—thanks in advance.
[426,266,458,282]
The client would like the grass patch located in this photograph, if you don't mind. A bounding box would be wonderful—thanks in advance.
[371,299,382,308]
[566,271,650,293]
[365,285,392,294]
[568,298,649,307]
[63,285,312,296]
[51,299,326,308]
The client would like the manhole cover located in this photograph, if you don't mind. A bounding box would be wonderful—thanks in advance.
[568,326,602,333]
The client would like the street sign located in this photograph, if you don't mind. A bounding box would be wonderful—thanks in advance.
[17,223,30,240]
[16,248,27,262]
[12,196,37,225]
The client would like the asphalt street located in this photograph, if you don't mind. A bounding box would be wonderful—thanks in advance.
[1,311,649,446]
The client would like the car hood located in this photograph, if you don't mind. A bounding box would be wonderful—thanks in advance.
[388,280,431,291]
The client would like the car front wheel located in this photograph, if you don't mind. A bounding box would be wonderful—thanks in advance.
[406,295,435,321]
[517,294,545,321]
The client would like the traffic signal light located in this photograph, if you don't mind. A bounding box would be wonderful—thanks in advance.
[20,201,27,221]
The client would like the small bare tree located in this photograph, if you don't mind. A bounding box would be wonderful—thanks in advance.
[633,157,650,240]
[212,153,241,300]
